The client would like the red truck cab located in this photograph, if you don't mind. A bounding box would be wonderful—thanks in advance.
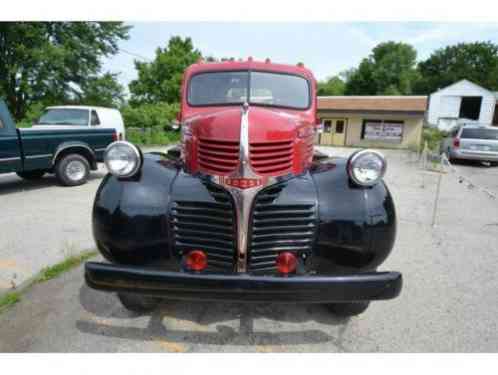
[178,60,317,180]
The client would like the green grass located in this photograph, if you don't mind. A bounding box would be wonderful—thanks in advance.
[35,250,97,283]
[0,250,97,315]
[0,292,21,313]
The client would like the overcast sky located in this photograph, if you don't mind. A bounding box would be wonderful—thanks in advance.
[103,22,498,90]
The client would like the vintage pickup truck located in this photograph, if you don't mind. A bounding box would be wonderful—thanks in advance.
[0,100,116,186]
[85,59,402,317]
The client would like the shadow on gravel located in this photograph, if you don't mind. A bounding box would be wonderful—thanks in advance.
[0,172,105,195]
[77,284,352,349]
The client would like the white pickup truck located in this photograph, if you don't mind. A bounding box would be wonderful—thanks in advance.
[33,105,126,141]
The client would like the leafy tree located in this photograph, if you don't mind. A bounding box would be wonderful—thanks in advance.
[0,22,129,120]
[345,41,419,95]
[128,36,202,105]
[317,76,345,96]
[416,42,498,93]
[78,73,126,108]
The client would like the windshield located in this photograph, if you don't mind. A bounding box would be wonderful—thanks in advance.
[188,71,310,109]
[461,128,498,140]
[38,108,89,126]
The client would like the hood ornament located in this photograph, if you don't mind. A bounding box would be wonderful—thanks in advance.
[211,103,277,272]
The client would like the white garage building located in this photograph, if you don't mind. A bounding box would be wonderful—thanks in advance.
[427,79,498,131]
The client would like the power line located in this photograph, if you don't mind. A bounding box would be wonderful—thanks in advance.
[119,48,151,61]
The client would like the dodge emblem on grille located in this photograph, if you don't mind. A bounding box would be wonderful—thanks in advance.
[221,177,265,189]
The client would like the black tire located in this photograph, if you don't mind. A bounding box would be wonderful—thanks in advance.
[16,170,46,180]
[117,293,160,313]
[55,154,90,186]
[325,302,370,317]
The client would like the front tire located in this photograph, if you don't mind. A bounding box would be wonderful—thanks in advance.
[16,170,46,180]
[325,302,370,317]
[55,154,90,186]
[117,293,160,313]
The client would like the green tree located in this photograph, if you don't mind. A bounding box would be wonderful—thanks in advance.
[317,76,345,96]
[0,22,129,120]
[416,41,498,93]
[78,73,126,108]
[128,36,202,105]
[345,41,419,95]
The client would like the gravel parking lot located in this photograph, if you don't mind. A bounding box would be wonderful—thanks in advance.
[1,146,498,352]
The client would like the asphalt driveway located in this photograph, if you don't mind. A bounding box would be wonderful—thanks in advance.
[1,147,498,352]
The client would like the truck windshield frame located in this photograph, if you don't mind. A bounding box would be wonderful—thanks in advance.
[187,70,311,110]
[38,108,89,126]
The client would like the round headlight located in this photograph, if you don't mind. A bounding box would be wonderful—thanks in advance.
[104,141,142,178]
[347,150,386,186]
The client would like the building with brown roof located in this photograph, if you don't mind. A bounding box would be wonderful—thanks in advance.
[317,96,428,149]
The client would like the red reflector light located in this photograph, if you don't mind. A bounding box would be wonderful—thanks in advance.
[185,250,207,271]
[276,252,297,274]
[112,132,118,141]
[453,138,460,148]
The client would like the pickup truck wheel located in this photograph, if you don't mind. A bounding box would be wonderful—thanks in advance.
[117,293,160,313]
[325,302,370,317]
[55,154,90,186]
[16,170,46,180]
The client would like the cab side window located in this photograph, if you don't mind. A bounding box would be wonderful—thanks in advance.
[91,110,101,126]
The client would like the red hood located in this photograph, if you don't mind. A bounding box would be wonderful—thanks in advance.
[183,106,314,177]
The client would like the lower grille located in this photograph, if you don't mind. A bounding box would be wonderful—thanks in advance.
[171,184,236,271]
[248,184,317,273]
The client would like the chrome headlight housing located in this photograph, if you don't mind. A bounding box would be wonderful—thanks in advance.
[104,141,142,178]
[347,149,386,186]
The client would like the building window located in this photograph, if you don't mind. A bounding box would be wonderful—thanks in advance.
[323,119,332,132]
[362,119,404,142]
[459,96,482,121]
[336,120,345,134]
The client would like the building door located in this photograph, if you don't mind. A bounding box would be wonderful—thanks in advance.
[319,118,347,146]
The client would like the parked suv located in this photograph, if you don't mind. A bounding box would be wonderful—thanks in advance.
[441,125,498,164]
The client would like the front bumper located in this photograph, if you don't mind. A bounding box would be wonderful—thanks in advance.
[85,262,402,303]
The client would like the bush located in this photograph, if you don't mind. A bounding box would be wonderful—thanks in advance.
[121,102,179,130]
[422,127,448,152]
[16,102,46,128]
[126,127,180,146]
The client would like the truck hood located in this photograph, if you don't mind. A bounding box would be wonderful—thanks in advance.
[186,106,304,142]
[184,105,314,177]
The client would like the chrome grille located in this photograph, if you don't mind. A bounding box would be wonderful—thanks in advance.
[171,184,236,271]
[248,184,317,273]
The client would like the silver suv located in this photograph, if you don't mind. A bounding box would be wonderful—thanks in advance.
[440,125,498,164]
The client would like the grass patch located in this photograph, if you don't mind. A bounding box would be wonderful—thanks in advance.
[0,249,97,315]
[0,292,21,313]
[35,250,97,283]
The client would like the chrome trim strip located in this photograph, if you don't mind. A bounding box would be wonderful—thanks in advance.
[211,103,277,273]
[0,157,21,162]
[94,148,107,152]
[25,154,52,159]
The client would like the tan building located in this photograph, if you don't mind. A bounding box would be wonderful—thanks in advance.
[317,96,428,150]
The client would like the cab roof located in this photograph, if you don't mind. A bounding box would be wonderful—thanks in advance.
[184,59,316,82]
